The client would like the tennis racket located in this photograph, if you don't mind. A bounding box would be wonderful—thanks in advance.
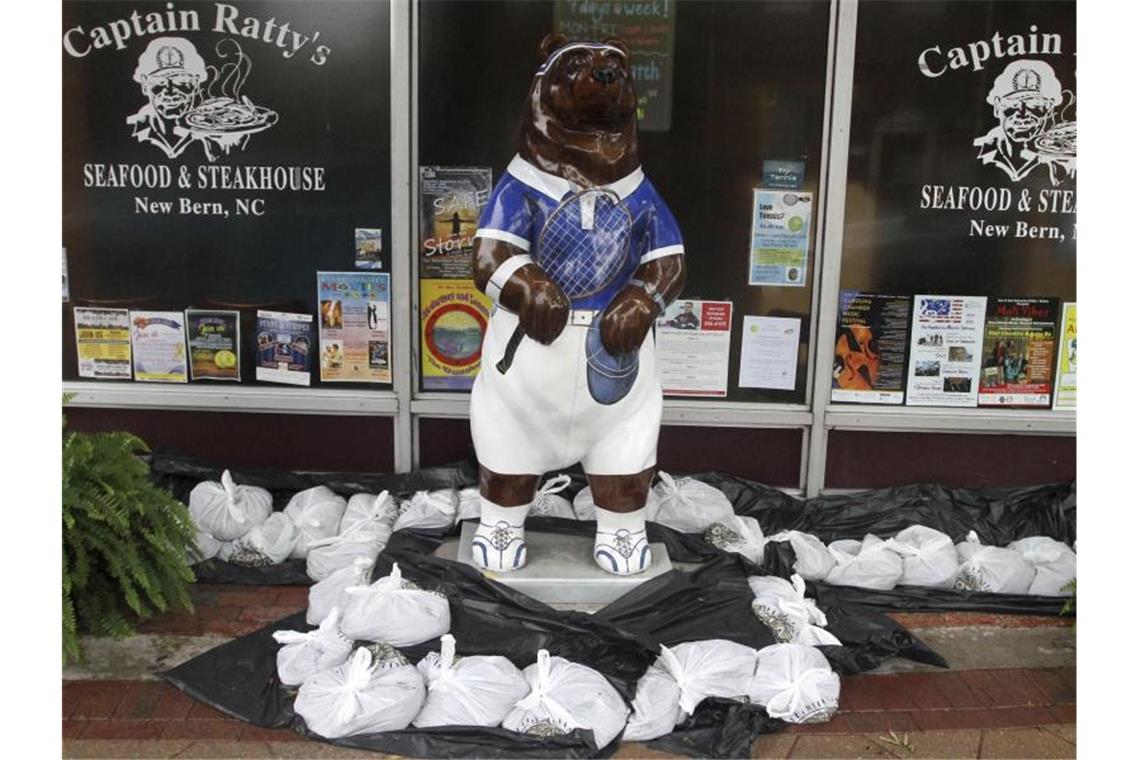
[496,187,634,373]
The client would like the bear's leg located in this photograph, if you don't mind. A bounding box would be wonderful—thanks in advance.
[588,467,655,576]
[472,467,539,572]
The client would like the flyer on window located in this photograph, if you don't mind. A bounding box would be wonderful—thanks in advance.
[317,272,391,383]
[74,307,131,379]
[905,295,987,407]
[354,228,385,270]
[978,298,1059,407]
[185,310,241,382]
[654,300,733,397]
[420,279,491,391]
[831,291,911,404]
[419,166,493,280]
[129,311,188,383]
[62,247,70,302]
[255,310,313,386]
[738,315,800,391]
[1053,302,1076,409]
[748,190,812,287]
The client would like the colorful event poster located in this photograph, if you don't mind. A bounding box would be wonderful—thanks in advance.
[831,291,911,404]
[317,272,392,383]
[654,299,733,397]
[354,228,384,270]
[128,311,188,383]
[419,166,493,280]
[185,310,241,382]
[255,310,313,386]
[978,298,1060,407]
[1053,303,1076,409]
[748,190,812,287]
[905,296,987,407]
[74,307,131,379]
[420,279,491,391]
[738,315,801,391]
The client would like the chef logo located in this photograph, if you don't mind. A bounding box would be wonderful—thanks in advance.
[973,60,1075,185]
[126,37,278,161]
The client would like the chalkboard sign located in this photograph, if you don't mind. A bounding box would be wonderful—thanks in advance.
[62,0,391,386]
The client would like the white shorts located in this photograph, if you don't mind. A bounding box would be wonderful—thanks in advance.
[470,307,663,476]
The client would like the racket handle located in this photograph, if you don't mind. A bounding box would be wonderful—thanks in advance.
[496,325,526,374]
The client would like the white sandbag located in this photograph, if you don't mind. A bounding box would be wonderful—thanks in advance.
[768,531,836,582]
[188,469,273,541]
[456,487,481,522]
[340,563,451,646]
[294,646,425,739]
[623,664,683,741]
[272,607,354,687]
[823,535,903,591]
[191,530,222,562]
[308,556,374,625]
[412,634,530,728]
[306,491,396,582]
[530,475,576,519]
[1007,537,1076,596]
[227,512,300,567]
[953,546,1036,594]
[284,486,347,559]
[749,574,834,645]
[705,515,766,563]
[955,530,984,563]
[503,650,629,748]
[885,525,960,589]
[652,472,735,534]
[392,489,459,532]
[748,644,840,724]
[572,486,660,522]
[216,540,235,562]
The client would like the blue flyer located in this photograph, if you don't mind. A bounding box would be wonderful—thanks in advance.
[748,190,813,287]
[255,310,313,386]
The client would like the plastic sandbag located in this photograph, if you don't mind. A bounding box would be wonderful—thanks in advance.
[227,512,300,567]
[1007,536,1076,596]
[192,530,222,562]
[768,531,836,582]
[530,475,576,519]
[392,489,459,533]
[885,525,960,589]
[284,486,347,559]
[572,486,660,522]
[705,515,766,563]
[188,469,273,541]
[456,487,481,522]
[653,472,736,534]
[824,535,904,591]
[503,650,630,749]
[340,563,451,646]
[954,545,1036,594]
[623,663,683,742]
[955,530,984,563]
[412,634,530,728]
[271,607,353,687]
[748,574,837,646]
[306,491,397,582]
[748,644,840,724]
[294,646,425,739]
[308,556,374,626]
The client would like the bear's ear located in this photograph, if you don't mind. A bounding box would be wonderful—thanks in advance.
[538,33,569,62]
[603,37,632,58]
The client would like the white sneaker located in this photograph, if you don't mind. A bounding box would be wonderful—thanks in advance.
[472,518,528,571]
[594,527,652,575]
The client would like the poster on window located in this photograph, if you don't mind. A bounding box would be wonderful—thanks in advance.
[1053,302,1076,409]
[420,279,490,391]
[317,272,391,383]
[905,296,987,407]
[255,310,312,386]
[831,291,911,404]
[185,310,241,381]
[738,315,800,391]
[419,167,492,280]
[129,311,188,383]
[978,298,1059,407]
[74,307,132,380]
[748,190,812,287]
[654,300,732,397]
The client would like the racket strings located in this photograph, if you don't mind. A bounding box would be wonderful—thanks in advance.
[536,190,633,299]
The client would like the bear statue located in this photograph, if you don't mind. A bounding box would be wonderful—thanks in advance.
[469,34,685,576]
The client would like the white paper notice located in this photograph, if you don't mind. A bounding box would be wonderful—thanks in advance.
[654,300,733,397]
[905,295,987,406]
[129,311,188,383]
[738,316,801,390]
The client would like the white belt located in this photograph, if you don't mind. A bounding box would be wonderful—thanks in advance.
[494,306,598,326]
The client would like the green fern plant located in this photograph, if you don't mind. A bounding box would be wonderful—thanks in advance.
[63,408,198,663]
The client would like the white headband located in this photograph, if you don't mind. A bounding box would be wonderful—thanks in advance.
[536,43,627,77]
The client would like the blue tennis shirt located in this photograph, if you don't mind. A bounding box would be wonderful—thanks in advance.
[475,155,685,310]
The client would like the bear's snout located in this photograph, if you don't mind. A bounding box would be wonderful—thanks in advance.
[592,65,619,86]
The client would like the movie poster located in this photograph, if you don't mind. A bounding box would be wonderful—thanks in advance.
[978,298,1059,407]
[831,291,911,404]
[317,272,391,383]
[905,296,987,407]
[748,190,812,287]
[420,279,491,391]
[255,310,312,386]
[129,311,188,383]
[1053,302,1076,410]
[185,310,240,381]
[655,299,733,397]
[74,307,131,379]
[419,167,493,280]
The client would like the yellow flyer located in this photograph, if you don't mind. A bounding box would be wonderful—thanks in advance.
[420,279,490,390]
[74,307,132,379]
[1053,302,1076,409]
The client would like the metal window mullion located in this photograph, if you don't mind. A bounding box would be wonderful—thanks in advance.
[391,0,414,472]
